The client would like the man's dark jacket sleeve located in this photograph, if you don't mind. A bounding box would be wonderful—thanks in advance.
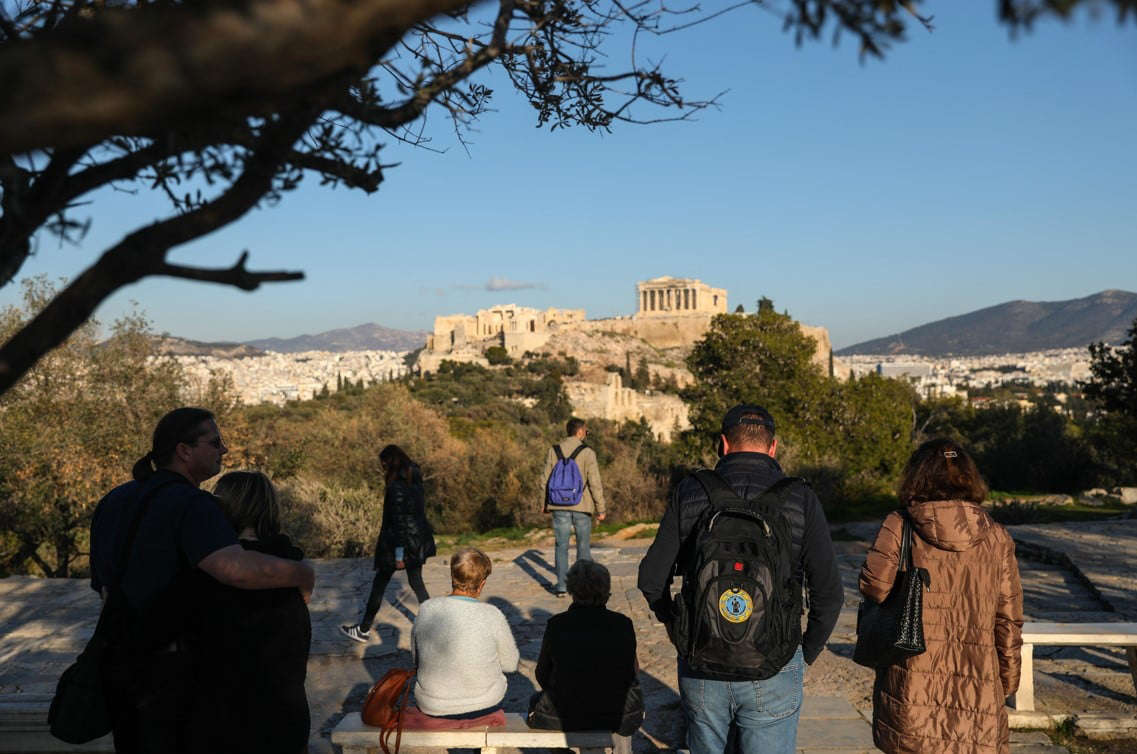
[798,489,842,665]
[637,490,683,624]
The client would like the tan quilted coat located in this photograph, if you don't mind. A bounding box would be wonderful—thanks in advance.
[859,500,1024,754]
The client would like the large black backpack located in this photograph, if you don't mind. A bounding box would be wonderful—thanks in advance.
[672,470,804,680]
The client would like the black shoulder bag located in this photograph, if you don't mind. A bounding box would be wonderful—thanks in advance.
[853,512,931,669]
[48,480,172,743]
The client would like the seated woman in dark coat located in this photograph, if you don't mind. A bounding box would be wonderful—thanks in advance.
[528,560,643,736]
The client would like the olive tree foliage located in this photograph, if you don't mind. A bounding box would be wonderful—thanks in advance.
[1083,317,1137,419]
[0,279,191,577]
[682,307,914,500]
[1080,317,1137,484]
[1,0,1124,395]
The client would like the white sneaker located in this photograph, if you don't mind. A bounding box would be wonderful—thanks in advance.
[340,624,370,643]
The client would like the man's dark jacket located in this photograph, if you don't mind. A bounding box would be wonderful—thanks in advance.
[637,451,842,677]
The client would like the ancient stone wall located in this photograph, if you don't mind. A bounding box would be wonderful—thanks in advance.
[417,278,839,384]
[427,304,585,355]
[578,315,715,350]
[564,373,689,441]
[800,324,835,376]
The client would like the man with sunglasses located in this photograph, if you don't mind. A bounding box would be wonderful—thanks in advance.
[89,407,316,753]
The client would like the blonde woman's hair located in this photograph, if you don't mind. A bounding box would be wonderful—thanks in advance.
[213,470,280,539]
[450,547,492,592]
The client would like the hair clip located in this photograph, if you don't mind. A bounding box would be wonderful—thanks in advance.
[943,450,958,458]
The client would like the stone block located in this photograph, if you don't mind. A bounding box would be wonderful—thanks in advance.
[795,717,874,750]
[1010,730,1053,744]
[1114,487,1137,505]
[800,695,861,719]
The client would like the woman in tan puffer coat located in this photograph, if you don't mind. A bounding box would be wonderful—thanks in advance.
[860,438,1024,754]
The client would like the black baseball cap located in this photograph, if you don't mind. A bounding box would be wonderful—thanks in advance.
[720,404,775,436]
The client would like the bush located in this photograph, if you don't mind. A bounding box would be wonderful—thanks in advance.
[484,346,511,365]
[277,475,380,558]
[987,499,1041,526]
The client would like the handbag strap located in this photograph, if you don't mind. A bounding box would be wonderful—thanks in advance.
[380,671,415,754]
[111,477,180,592]
[898,512,913,574]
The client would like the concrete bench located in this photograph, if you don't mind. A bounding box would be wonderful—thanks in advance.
[0,694,113,753]
[331,711,632,753]
[1010,621,1137,711]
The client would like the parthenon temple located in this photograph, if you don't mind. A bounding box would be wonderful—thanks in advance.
[635,276,727,318]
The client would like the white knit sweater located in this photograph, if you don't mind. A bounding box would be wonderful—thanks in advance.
[412,596,520,716]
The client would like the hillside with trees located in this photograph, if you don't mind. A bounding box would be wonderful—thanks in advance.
[4,280,1136,577]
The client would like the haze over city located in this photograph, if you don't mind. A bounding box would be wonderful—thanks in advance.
[2,3,1133,350]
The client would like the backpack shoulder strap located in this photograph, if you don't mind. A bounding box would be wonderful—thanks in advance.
[691,468,743,510]
[113,477,182,590]
[567,444,586,461]
[553,444,565,461]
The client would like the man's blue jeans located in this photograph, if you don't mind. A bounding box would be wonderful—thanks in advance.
[551,510,591,592]
[678,647,804,754]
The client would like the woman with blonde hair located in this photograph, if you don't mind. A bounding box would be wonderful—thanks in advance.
[860,439,1023,754]
[189,470,311,754]
[410,548,519,719]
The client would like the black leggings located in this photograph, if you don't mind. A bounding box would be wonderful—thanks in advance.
[361,564,429,629]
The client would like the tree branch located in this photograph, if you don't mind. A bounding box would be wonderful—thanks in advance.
[156,251,303,290]
[0,105,323,393]
[0,0,472,154]
[287,151,388,192]
[333,0,517,129]
[0,146,88,286]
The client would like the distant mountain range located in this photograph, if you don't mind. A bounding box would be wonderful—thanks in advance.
[155,323,426,356]
[837,290,1137,356]
[154,336,265,358]
[244,323,426,353]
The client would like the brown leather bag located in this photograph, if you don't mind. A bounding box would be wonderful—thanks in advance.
[361,668,415,754]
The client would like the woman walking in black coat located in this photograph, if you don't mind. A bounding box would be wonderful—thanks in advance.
[341,444,436,643]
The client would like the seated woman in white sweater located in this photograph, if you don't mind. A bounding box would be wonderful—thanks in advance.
[412,547,520,718]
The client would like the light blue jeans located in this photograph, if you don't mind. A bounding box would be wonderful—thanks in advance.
[678,647,804,754]
[551,510,591,592]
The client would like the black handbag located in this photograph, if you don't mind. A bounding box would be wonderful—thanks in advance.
[853,512,931,669]
[48,480,169,743]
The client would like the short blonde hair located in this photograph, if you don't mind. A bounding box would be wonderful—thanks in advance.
[450,547,492,592]
[213,470,280,539]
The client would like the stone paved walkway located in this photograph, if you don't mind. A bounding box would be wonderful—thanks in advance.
[4,520,1137,752]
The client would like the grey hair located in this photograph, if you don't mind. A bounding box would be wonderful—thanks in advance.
[566,560,610,607]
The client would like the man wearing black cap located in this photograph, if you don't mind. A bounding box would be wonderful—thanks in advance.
[637,404,842,754]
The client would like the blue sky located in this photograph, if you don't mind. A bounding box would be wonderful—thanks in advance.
[3,3,1135,350]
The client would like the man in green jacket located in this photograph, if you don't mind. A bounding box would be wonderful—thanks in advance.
[541,418,606,597]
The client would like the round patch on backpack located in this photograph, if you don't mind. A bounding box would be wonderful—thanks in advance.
[718,588,753,623]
